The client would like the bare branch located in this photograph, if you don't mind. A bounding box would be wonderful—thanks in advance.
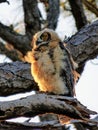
[0,22,31,55]
[0,94,97,121]
[23,0,41,37]
[66,20,98,73]
[0,120,63,130]
[0,42,22,61]
[0,1,41,56]
[83,0,98,17]
[0,0,9,4]
[1,119,98,130]
[47,0,60,30]
[68,0,87,30]
[0,61,38,96]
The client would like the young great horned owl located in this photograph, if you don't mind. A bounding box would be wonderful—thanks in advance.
[30,28,77,97]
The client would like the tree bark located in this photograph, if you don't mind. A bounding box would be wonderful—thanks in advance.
[0,0,41,56]
[66,20,98,73]
[68,0,87,30]
[0,94,97,130]
[23,0,41,38]
[0,120,97,130]
[47,0,60,30]
[0,61,38,96]
[0,42,22,61]
[83,0,98,17]
[74,123,86,130]
[0,120,64,130]
[0,94,96,120]
[0,23,31,55]
[0,0,9,4]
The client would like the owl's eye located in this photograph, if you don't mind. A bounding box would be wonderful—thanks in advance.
[40,32,51,42]
[36,32,51,46]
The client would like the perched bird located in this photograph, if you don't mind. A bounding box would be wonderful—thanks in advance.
[29,32,96,125]
[30,28,78,97]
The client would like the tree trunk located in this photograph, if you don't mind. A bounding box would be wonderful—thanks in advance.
[47,0,60,30]
[23,0,41,38]
[68,0,87,30]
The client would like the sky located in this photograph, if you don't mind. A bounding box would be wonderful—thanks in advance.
[0,0,98,122]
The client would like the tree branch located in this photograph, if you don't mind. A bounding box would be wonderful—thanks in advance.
[1,119,98,130]
[0,120,63,130]
[0,1,41,56]
[0,42,21,61]
[83,0,98,17]
[0,61,38,96]
[0,0,9,4]
[66,20,98,73]
[0,22,31,55]
[23,0,41,38]
[47,0,60,30]
[0,94,97,121]
[68,0,87,30]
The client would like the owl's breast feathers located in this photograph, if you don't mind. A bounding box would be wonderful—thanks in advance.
[31,40,76,96]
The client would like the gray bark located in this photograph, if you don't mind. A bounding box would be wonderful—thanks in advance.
[23,0,41,38]
[0,0,9,4]
[83,0,98,17]
[66,20,98,73]
[0,42,21,61]
[0,0,41,56]
[0,94,96,120]
[0,23,31,55]
[0,61,38,96]
[0,120,63,130]
[47,0,60,30]
[68,0,87,30]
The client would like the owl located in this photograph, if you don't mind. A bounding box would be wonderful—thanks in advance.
[30,28,78,97]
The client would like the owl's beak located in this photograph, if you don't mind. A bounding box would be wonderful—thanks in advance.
[36,39,49,46]
[36,38,43,45]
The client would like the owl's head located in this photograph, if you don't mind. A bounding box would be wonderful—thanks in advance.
[32,28,61,50]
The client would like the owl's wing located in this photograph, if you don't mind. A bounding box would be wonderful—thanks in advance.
[59,43,75,96]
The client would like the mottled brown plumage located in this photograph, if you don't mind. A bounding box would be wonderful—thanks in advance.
[30,28,77,97]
